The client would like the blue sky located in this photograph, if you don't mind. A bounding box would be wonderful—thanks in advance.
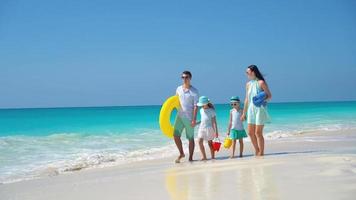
[0,0,355,108]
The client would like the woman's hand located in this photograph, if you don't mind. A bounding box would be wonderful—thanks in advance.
[240,113,246,121]
[215,132,219,138]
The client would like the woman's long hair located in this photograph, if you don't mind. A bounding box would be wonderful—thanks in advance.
[248,65,266,82]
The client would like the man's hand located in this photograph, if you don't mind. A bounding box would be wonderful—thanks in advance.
[191,120,196,127]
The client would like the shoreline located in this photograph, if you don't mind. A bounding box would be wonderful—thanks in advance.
[1,127,355,185]
[1,129,356,199]
[0,128,356,185]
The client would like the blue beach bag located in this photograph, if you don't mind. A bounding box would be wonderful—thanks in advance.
[253,91,267,107]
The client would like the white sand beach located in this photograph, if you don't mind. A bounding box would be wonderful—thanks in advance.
[1,129,356,200]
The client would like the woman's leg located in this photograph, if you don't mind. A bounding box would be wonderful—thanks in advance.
[239,139,244,157]
[199,138,207,160]
[230,140,236,158]
[255,125,265,156]
[208,140,215,159]
[248,124,259,155]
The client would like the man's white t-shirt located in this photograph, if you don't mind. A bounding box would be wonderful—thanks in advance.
[176,85,199,121]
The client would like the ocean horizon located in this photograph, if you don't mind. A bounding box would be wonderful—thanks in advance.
[1,100,356,183]
[1,99,356,110]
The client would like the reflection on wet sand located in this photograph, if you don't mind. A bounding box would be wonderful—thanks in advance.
[165,158,279,200]
[240,158,279,200]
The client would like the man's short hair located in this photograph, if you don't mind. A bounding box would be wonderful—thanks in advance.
[182,71,192,78]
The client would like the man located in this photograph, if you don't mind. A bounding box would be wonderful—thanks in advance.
[174,71,199,163]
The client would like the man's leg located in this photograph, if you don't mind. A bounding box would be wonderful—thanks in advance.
[183,118,195,162]
[188,139,195,161]
[174,136,184,156]
[173,117,185,163]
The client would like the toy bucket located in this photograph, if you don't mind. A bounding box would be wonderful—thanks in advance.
[223,137,232,149]
[212,138,221,152]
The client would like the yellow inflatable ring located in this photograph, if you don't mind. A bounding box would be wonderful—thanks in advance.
[159,96,180,138]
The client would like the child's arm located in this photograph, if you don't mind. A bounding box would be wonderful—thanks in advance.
[227,111,232,136]
[212,116,219,138]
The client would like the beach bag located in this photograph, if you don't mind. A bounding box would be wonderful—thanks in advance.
[253,91,267,107]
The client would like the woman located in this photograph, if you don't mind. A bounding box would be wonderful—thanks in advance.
[241,65,272,156]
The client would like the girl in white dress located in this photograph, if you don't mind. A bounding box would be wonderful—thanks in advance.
[197,96,219,161]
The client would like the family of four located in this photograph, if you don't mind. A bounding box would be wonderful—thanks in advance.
[173,65,272,163]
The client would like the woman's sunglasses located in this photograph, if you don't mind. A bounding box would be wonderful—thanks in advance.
[181,76,190,79]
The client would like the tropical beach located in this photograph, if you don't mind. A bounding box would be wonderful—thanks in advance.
[1,102,356,199]
[1,102,356,184]
[1,128,356,200]
[1,0,356,199]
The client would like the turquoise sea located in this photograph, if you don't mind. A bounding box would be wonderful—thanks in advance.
[1,101,356,183]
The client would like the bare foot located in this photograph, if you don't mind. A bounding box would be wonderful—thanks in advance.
[256,153,264,158]
[175,154,185,163]
[239,154,243,158]
[229,156,235,159]
[257,152,264,157]
[201,158,207,161]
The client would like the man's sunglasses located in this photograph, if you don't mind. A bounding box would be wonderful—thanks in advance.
[231,103,239,106]
[181,76,190,79]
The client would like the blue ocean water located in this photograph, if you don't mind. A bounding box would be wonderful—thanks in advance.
[1,101,356,183]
